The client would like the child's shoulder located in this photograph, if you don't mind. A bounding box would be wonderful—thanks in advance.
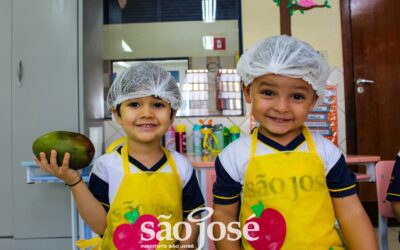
[169,150,190,164]
[168,150,195,187]
[92,151,122,169]
[221,135,251,153]
[220,134,252,156]
[169,150,193,172]
[99,150,121,162]
[310,131,341,153]
[309,131,344,170]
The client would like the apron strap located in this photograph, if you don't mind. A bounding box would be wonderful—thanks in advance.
[106,137,127,154]
[250,127,258,158]
[121,144,131,175]
[302,126,317,153]
[122,145,177,175]
[251,127,317,155]
[161,147,178,174]
[76,237,101,249]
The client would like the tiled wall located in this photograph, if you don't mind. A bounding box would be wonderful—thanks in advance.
[104,66,347,154]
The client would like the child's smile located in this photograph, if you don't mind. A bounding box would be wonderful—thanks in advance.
[244,74,317,145]
[113,96,173,146]
[136,123,158,131]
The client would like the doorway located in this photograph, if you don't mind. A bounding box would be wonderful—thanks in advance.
[341,0,400,225]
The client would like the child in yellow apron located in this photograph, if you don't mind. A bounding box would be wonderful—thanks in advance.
[212,36,378,249]
[35,62,204,250]
[240,127,343,249]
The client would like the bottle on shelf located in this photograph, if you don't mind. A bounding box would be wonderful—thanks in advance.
[223,126,230,148]
[192,124,202,155]
[213,124,224,151]
[175,124,187,153]
[229,125,241,142]
[164,125,176,151]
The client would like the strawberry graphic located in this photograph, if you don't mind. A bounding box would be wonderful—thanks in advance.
[245,201,286,250]
[113,209,160,250]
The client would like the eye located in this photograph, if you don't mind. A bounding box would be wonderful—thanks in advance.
[260,89,274,96]
[153,102,166,108]
[292,93,306,101]
[127,102,140,108]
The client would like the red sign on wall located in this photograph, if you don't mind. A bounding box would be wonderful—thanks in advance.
[213,37,226,50]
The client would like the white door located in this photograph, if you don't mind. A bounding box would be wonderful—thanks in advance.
[12,0,79,238]
[0,0,13,237]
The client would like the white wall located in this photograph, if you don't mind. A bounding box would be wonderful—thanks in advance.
[103,20,239,60]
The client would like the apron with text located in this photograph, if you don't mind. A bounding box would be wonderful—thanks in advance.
[98,144,183,249]
[240,127,344,250]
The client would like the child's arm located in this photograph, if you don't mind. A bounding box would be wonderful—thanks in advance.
[392,202,400,222]
[34,150,107,234]
[212,201,241,250]
[332,194,378,249]
[178,214,200,250]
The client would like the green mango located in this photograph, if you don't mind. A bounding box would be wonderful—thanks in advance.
[32,131,95,170]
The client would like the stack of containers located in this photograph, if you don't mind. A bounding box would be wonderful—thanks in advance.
[180,70,209,116]
[216,69,242,116]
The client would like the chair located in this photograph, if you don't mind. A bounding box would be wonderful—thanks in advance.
[375,160,395,250]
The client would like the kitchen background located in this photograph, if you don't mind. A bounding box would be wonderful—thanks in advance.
[101,0,347,154]
[0,0,365,249]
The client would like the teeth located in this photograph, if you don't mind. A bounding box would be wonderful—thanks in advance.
[272,118,288,122]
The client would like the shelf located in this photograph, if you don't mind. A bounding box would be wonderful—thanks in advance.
[21,161,91,184]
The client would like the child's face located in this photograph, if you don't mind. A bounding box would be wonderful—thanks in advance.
[113,96,174,145]
[243,74,317,143]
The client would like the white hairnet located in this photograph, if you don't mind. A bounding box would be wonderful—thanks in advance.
[237,35,330,104]
[107,62,182,111]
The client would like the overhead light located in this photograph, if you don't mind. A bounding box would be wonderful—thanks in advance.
[116,61,131,68]
[121,40,133,52]
[202,0,216,23]
[202,36,214,50]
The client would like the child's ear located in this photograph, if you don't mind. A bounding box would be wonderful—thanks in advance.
[170,109,177,122]
[309,94,318,111]
[242,84,251,104]
[112,108,122,125]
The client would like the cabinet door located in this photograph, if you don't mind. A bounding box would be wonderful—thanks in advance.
[12,0,79,238]
[0,0,13,237]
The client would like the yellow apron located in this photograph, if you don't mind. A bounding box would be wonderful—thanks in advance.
[240,127,343,250]
[79,144,182,249]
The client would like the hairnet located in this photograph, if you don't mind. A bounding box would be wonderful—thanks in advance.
[107,62,182,111]
[237,35,330,104]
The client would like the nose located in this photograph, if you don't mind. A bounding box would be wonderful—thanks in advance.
[273,97,290,113]
[139,104,154,118]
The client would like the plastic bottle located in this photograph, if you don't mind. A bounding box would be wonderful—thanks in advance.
[213,124,224,151]
[164,125,176,151]
[201,126,212,155]
[229,125,241,142]
[175,124,187,153]
[223,126,230,148]
[192,124,202,155]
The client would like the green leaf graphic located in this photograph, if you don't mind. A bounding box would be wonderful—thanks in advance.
[251,201,265,218]
[124,208,140,224]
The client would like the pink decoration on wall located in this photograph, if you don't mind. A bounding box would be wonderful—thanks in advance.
[298,0,317,7]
